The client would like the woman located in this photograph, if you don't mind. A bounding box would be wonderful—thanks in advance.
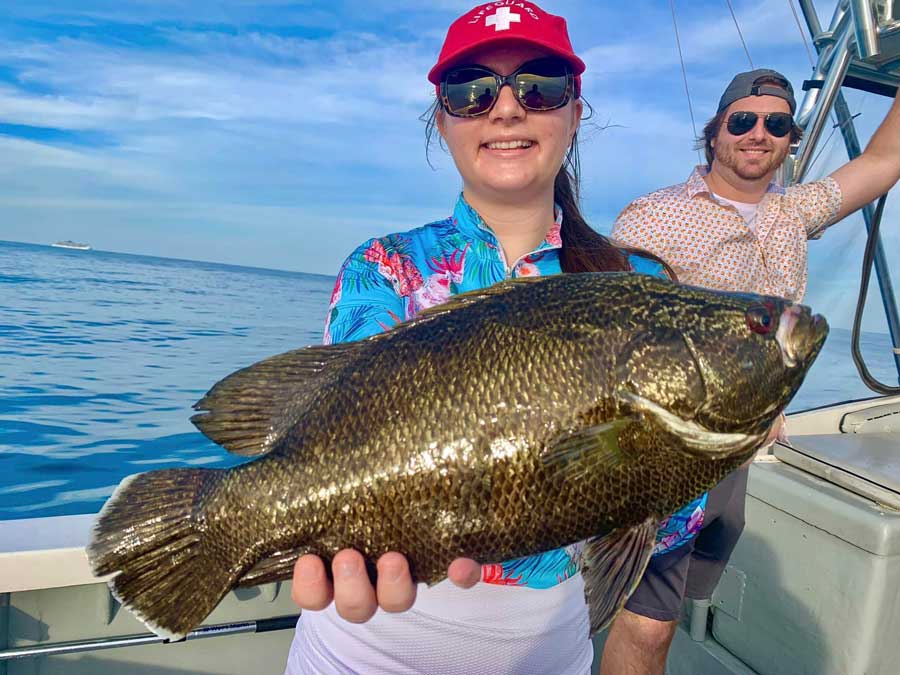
[284,3,683,673]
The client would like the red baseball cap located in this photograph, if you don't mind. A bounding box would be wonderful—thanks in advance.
[427,2,586,97]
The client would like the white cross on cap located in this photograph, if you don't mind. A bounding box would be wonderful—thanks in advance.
[485,7,521,31]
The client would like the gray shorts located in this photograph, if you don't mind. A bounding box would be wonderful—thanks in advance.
[624,465,750,622]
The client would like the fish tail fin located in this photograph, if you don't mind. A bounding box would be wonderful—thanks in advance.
[88,468,237,640]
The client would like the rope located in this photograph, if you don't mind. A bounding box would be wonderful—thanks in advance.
[724,0,754,68]
[787,0,816,68]
[807,111,862,177]
[669,0,702,163]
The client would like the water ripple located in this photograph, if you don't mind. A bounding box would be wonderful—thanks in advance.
[0,241,333,520]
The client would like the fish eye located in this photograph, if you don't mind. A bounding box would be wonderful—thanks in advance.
[746,303,776,336]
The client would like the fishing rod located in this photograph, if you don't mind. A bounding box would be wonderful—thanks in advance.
[0,614,300,662]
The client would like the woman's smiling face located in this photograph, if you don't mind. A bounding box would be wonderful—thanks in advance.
[437,45,582,204]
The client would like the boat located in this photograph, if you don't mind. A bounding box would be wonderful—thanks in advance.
[2,1,898,673]
[51,241,92,251]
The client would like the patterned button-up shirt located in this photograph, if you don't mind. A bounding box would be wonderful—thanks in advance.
[322,194,700,589]
[611,166,843,301]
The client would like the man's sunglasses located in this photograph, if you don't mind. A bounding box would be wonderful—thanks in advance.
[726,111,795,138]
[440,57,573,118]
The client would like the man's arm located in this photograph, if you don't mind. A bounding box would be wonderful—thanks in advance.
[830,90,900,221]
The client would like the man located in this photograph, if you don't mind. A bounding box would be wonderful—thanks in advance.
[605,68,900,675]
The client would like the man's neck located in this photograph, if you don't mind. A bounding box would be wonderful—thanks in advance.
[703,163,774,203]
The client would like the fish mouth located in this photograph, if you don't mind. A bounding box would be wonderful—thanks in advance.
[775,305,828,369]
[775,305,801,367]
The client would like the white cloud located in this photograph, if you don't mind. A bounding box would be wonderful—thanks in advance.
[0,0,896,323]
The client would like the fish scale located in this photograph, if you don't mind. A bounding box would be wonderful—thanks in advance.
[88,273,827,639]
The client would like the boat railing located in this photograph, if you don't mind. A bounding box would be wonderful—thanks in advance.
[790,0,900,386]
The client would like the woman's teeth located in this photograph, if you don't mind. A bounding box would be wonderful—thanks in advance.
[486,140,533,150]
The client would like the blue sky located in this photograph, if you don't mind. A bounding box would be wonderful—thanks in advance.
[0,0,897,330]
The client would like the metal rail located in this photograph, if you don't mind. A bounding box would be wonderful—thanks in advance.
[0,614,300,661]
[792,0,900,382]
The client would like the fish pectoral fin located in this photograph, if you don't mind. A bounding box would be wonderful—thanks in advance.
[191,342,364,456]
[582,516,659,636]
[236,547,309,587]
[541,417,636,476]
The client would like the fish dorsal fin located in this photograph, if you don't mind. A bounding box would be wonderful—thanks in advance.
[403,276,545,325]
[583,516,659,635]
[191,342,363,456]
[541,417,636,479]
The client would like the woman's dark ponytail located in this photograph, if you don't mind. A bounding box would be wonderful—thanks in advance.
[553,139,630,273]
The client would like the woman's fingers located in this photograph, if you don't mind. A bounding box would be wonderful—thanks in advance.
[448,557,481,589]
[291,554,333,611]
[332,549,378,623]
[292,550,479,622]
[375,552,417,612]
[762,413,786,448]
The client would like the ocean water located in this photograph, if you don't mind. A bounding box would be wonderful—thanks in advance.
[1,239,897,521]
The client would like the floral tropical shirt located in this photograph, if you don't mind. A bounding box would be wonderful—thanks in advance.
[324,193,705,588]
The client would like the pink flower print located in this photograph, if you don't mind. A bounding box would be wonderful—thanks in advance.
[482,564,524,586]
[427,244,469,283]
[516,262,540,277]
[364,240,423,298]
[686,504,705,535]
[545,222,562,247]
[363,239,389,265]
[413,272,453,310]
[397,256,424,296]
[415,244,470,310]
[328,271,344,307]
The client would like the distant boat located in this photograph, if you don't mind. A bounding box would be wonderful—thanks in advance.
[51,240,91,250]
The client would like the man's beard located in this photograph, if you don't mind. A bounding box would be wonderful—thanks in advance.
[715,142,789,181]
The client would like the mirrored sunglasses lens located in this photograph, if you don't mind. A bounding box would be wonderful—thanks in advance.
[444,69,497,116]
[727,111,757,135]
[764,113,794,137]
[515,60,569,110]
[515,73,568,110]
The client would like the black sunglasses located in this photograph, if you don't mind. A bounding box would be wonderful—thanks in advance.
[726,111,795,138]
[440,57,573,118]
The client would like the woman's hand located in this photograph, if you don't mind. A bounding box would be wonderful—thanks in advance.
[763,413,787,448]
[291,550,481,623]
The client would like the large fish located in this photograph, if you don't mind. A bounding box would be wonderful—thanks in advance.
[88,273,827,639]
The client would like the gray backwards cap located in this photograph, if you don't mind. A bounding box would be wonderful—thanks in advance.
[717,68,796,113]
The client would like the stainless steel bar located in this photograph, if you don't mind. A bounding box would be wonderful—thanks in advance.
[797,0,824,37]
[0,614,299,661]
[792,29,853,182]
[831,96,900,379]
[789,0,900,382]
[850,0,882,58]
